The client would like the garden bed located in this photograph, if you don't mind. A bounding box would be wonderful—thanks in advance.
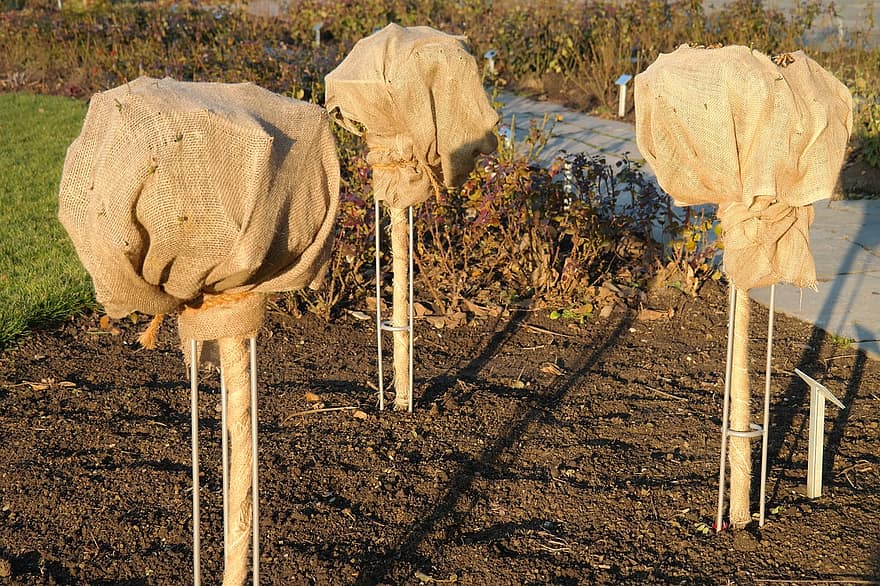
[0,282,878,584]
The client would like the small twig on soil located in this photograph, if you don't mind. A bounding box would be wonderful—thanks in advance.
[843,470,858,489]
[520,344,547,351]
[288,348,327,365]
[524,324,575,338]
[645,385,689,402]
[534,530,572,553]
[282,406,359,423]
[835,460,875,486]
[822,353,860,365]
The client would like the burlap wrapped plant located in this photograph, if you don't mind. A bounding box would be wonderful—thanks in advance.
[325,23,499,208]
[58,76,340,584]
[635,45,852,529]
[60,76,339,332]
[324,24,498,409]
[635,44,852,290]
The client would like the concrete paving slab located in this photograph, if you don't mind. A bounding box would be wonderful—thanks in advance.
[498,92,644,166]
[751,200,880,359]
[497,91,880,359]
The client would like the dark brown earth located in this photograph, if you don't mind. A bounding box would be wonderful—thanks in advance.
[1,282,879,585]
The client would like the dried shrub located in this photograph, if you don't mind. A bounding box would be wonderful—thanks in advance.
[2,0,872,322]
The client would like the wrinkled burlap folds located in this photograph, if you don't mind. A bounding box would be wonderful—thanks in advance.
[324,23,499,208]
[718,198,816,290]
[59,77,340,338]
[635,45,852,289]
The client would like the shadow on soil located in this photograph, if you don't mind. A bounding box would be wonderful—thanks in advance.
[760,211,878,576]
[356,309,635,584]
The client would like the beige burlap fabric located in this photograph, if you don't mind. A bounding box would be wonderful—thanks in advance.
[635,45,852,289]
[324,23,499,208]
[59,76,340,339]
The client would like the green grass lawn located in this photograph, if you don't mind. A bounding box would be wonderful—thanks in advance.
[0,93,93,350]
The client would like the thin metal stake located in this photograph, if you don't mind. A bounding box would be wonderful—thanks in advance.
[190,339,201,586]
[249,336,260,584]
[759,284,776,526]
[220,362,229,570]
[408,205,414,413]
[375,198,385,410]
[716,286,737,533]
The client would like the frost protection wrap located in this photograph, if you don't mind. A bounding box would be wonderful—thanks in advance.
[324,23,499,208]
[635,45,852,289]
[59,77,340,337]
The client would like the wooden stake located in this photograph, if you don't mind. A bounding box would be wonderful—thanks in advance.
[218,337,253,586]
[728,286,752,528]
[389,206,413,411]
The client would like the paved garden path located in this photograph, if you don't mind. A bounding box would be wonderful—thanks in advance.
[498,91,880,359]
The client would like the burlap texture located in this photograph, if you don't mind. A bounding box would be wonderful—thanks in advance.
[59,77,340,337]
[324,23,499,208]
[717,198,816,290]
[178,292,265,343]
[634,45,852,289]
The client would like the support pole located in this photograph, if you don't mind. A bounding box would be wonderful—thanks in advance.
[218,337,255,586]
[249,336,260,584]
[374,198,386,411]
[220,363,229,568]
[373,201,415,412]
[389,206,414,412]
[614,74,632,118]
[728,286,752,528]
[190,339,201,586]
[716,286,737,532]
[758,284,776,526]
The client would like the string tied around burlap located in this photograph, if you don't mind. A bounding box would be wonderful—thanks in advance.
[136,291,266,352]
[717,197,818,291]
[177,291,266,365]
[365,133,444,208]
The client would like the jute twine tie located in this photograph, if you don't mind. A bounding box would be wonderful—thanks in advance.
[370,158,444,206]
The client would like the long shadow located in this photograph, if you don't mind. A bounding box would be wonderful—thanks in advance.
[757,200,878,573]
[418,308,530,407]
[356,311,634,584]
[766,324,823,502]
[823,324,870,478]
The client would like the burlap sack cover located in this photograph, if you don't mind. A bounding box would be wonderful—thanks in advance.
[324,23,499,208]
[59,77,340,339]
[635,45,852,289]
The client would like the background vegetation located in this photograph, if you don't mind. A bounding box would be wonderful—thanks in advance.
[0,0,875,345]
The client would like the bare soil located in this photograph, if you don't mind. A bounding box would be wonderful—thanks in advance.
[0,282,878,585]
